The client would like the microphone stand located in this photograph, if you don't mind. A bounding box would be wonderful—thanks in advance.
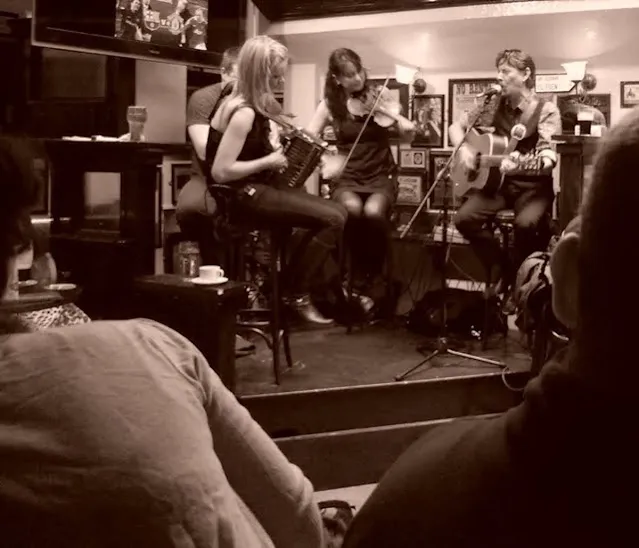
[395,92,505,382]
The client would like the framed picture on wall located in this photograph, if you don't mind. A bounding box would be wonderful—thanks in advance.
[397,174,425,205]
[399,147,427,170]
[447,78,495,146]
[170,161,192,206]
[557,93,612,132]
[369,78,410,135]
[428,150,457,210]
[620,81,639,108]
[412,94,444,147]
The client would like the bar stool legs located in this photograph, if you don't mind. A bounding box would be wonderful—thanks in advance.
[269,230,293,384]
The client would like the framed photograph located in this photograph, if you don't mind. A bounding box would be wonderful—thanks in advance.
[447,78,495,146]
[621,81,639,108]
[399,147,427,170]
[397,174,424,205]
[170,161,192,206]
[412,94,444,147]
[557,93,612,132]
[369,78,410,135]
[428,150,457,210]
[322,125,336,141]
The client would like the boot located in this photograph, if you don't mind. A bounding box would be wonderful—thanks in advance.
[285,295,335,327]
[342,286,375,314]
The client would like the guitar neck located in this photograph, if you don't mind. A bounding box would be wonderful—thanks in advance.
[479,155,509,166]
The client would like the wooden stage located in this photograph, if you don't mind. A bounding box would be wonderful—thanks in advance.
[236,322,532,492]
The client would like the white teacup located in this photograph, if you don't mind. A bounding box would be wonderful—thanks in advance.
[199,265,224,282]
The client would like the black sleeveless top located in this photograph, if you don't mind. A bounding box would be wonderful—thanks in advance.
[334,115,396,183]
[202,89,274,189]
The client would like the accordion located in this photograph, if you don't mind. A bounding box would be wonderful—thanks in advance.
[265,113,329,190]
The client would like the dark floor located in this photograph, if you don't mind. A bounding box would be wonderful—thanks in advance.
[236,320,532,396]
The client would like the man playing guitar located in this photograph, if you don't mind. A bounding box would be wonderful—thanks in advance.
[450,49,562,300]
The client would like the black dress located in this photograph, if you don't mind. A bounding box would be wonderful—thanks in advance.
[332,115,398,203]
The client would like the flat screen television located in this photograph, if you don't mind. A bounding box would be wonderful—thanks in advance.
[32,0,246,69]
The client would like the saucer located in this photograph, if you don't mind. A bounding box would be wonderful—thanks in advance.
[191,276,228,286]
[46,283,78,292]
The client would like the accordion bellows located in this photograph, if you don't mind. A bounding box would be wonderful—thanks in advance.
[266,114,328,189]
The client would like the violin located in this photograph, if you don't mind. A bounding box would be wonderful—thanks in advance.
[346,86,401,128]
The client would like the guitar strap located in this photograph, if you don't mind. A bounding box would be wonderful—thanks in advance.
[495,97,545,190]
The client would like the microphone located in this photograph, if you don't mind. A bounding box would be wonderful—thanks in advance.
[477,84,502,99]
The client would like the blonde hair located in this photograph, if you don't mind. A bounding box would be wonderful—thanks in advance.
[233,35,288,116]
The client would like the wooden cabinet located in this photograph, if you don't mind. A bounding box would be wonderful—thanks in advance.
[45,140,189,318]
[554,135,601,231]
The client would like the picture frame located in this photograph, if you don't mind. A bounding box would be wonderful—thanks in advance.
[170,161,192,206]
[369,78,410,136]
[397,174,425,206]
[557,93,612,132]
[620,81,639,108]
[399,147,427,170]
[447,78,495,146]
[428,150,457,210]
[412,94,444,147]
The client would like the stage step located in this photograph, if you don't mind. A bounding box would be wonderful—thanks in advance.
[240,371,527,438]
[276,414,498,491]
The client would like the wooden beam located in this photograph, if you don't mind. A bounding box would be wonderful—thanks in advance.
[240,371,526,437]
[276,414,497,490]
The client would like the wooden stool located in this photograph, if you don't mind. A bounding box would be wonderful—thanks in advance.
[343,210,397,334]
[209,184,294,385]
[480,210,516,349]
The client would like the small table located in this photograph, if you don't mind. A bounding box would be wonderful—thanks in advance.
[131,274,248,393]
[0,290,76,314]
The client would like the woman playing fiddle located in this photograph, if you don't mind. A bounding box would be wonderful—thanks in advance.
[207,35,347,326]
[308,48,415,302]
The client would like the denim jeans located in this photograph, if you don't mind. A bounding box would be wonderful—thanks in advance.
[235,184,347,296]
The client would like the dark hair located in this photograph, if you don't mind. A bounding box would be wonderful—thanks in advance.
[0,137,40,295]
[221,46,240,75]
[495,49,536,89]
[324,48,366,127]
[573,107,639,374]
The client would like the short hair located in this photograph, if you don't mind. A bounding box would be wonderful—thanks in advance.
[221,46,240,75]
[495,49,536,89]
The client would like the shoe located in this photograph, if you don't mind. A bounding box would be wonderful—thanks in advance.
[341,287,375,314]
[285,295,335,326]
[235,335,255,357]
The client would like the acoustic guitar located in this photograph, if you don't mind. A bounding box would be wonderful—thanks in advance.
[450,125,543,197]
